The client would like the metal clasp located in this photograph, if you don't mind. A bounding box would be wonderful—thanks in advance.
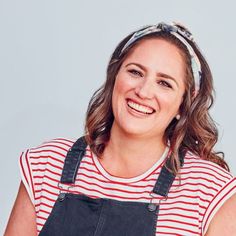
[57,182,74,201]
[148,192,168,212]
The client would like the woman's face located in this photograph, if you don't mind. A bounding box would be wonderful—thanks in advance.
[111,38,186,140]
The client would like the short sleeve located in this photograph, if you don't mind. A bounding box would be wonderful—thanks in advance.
[202,176,236,234]
[18,138,74,208]
[18,138,77,234]
[19,149,35,204]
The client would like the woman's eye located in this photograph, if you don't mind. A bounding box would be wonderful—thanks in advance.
[158,80,172,88]
[128,69,143,77]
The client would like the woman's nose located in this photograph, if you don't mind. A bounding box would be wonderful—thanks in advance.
[135,79,155,99]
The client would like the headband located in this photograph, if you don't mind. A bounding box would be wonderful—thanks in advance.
[119,22,202,94]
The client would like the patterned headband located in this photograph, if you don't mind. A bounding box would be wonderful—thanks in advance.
[120,22,202,94]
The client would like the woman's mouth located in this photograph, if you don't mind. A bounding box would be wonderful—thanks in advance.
[127,99,155,115]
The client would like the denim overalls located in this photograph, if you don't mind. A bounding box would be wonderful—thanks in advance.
[39,136,185,236]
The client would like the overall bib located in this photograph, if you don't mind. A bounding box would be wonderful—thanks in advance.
[39,136,185,236]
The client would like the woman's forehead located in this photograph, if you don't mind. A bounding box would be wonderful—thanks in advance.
[124,39,185,72]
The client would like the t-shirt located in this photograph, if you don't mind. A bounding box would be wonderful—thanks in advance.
[19,138,236,236]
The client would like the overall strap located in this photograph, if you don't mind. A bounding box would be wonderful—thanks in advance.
[152,148,186,197]
[60,136,87,184]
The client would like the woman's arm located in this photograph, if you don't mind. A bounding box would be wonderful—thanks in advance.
[205,193,236,236]
[4,181,37,236]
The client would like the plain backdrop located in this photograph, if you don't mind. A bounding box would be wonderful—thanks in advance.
[1,0,236,233]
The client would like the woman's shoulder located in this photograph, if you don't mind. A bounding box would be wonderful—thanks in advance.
[23,137,75,161]
[181,150,235,197]
[29,137,76,153]
[183,150,234,180]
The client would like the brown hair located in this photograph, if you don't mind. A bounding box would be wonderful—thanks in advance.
[85,26,229,174]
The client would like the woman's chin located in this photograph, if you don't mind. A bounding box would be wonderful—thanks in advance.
[118,124,155,138]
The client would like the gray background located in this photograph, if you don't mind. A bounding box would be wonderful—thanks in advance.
[1,0,235,233]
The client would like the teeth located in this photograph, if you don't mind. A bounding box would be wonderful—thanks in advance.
[127,100,154,114]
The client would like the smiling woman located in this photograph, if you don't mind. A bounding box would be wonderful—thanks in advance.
[111,38,186,140]
[4,22,236,236]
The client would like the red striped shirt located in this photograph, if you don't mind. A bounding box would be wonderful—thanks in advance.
[19,138,236,235]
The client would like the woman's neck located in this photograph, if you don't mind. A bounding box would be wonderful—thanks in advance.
[100,124,167,178]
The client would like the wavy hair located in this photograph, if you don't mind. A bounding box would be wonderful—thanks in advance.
[85,25,229,174]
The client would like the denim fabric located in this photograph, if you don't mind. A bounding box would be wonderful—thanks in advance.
[39,194,158,236]
[61,136,87,184]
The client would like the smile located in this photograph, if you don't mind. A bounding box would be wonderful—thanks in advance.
[127,99,155,114]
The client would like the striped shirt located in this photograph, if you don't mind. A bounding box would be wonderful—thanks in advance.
[19,138,236,235]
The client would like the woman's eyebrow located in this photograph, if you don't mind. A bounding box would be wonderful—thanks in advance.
[125,62,179,87]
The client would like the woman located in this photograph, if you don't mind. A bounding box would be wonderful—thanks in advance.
[5,22,236,235]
